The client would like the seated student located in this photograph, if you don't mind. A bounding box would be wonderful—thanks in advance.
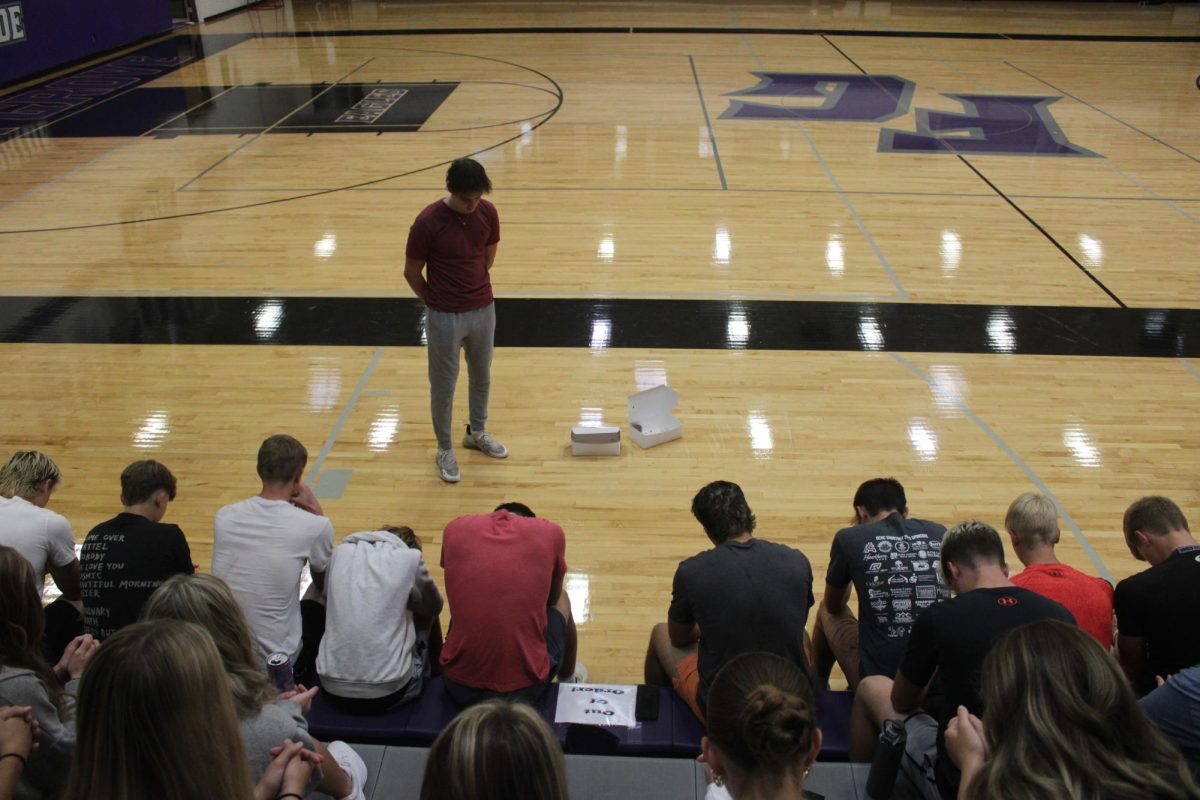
[1004,492,1113,648]
[211,434,334,683]
[645,481,814,724]
[61,619,319,800]
[946,620,1198,800]
[0,706,36,800]
[701,652,822,800]
[0,546,97,800]
[141,574,368,800]
[0,451,83,659]
[419,700,569,800]
[439,502,578,707]
[1114,496,1200,696]
[80,459,195,640]
[814,478,948,692]
[1142,664,1200,783]
[853,520,1075,799]
[317,525,444,710]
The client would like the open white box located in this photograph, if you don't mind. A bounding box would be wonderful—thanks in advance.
[628,384,683,448]
[570,425,621,456]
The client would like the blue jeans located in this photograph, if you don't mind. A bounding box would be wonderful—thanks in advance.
[1141,665,1200,781]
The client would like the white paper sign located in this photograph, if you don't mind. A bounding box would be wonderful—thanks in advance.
[554,683,638,727]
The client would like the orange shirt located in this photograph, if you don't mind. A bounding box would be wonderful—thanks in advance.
[1011,563,1114,647]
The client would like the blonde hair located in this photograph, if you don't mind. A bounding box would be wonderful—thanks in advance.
[1004,492,1060,546]
[969,620,1198,800]
[62,619,254,800]
[141,574,277,716]
[0,451,61,500]
[705,652,817,792]
[420,701,568,800]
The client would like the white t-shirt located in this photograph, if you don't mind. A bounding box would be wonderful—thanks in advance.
[211,497,333,660]
[0,496,76,593]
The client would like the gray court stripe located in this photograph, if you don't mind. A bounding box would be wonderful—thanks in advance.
[739,35,909,300]
[177,57,377,192]
[892,353,1112,581]
[1180,358,1200,382]
[0,287,901,301]
[1005,61,1200,165]
[688,55,728,190]
[1097,162,1200,228]
[306,346,384,484]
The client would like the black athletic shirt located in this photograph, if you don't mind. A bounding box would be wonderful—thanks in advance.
[899,585,1076,799]
[1115,544,1200,693]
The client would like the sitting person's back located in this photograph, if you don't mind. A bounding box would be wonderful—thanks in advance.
[80,460,194,640]
[1005,492,1113,648]
[211,434,333,675]
[645,481,814,723]
[439,502,578,707]
[317,525,443,708]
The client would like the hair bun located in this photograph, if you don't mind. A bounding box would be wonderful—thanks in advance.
[739,685,815,766]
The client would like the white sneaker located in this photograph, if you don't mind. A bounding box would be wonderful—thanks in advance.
[437,448,460,482]
[327,740,368,800]
[462,426,508,458]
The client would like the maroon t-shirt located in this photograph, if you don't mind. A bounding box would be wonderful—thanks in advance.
[405,198,499,312]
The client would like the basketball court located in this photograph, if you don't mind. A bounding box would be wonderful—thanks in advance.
[1,0,1198,683]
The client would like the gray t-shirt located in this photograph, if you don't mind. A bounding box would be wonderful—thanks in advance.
[0,666,76,800]
[827,513,949,678]
[669,538,814,712]
[238,699,319,790]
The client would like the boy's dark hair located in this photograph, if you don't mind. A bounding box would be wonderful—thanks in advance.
[940,520,1006,577]
[495,502,535,518]
[852,478,907,518]
[692,481,756,544]
[446,158,492,195]
[121,460,177,506]
[1123,496,1189,559]
[381,525,422,552]
[256,435,307,485]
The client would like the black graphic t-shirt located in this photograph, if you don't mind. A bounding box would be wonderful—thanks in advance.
[827,513,950,677]
[81,512,195,639]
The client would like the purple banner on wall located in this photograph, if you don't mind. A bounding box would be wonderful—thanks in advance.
[0,0,173,86]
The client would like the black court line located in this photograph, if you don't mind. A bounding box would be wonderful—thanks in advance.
[688,56,727,190]
[819,35,867,74]
[954,155,1126,308]
[0,295,1195,356]
[0,45,564,234]
[1006,61,1200,166]
[259,27,1200,43]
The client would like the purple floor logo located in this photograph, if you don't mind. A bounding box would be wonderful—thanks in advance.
[722,72,1099,157]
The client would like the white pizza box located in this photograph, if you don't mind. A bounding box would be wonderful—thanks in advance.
[628,384,682,449]
[571,425,621,456]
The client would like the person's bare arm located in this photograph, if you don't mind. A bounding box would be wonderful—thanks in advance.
[48,558,80,602]
[484,244,498,272]
[404,257,428,303]
[822,581,852,615]
[891,670,929,714]
[668,618,700,647]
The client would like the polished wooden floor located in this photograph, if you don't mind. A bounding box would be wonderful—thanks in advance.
[2,1,1199,684]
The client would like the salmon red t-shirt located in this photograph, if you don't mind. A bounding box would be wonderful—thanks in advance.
[439,510,567,691]
[405,198,499,312]
[1011,563,1114,647]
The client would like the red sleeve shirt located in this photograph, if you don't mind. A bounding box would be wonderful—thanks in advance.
[1011,563,1114,647]
[405,198,499,312]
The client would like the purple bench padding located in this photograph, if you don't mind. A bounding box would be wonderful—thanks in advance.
[305,679,853,761]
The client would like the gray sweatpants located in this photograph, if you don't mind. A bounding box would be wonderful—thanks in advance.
[425,303,495,450]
